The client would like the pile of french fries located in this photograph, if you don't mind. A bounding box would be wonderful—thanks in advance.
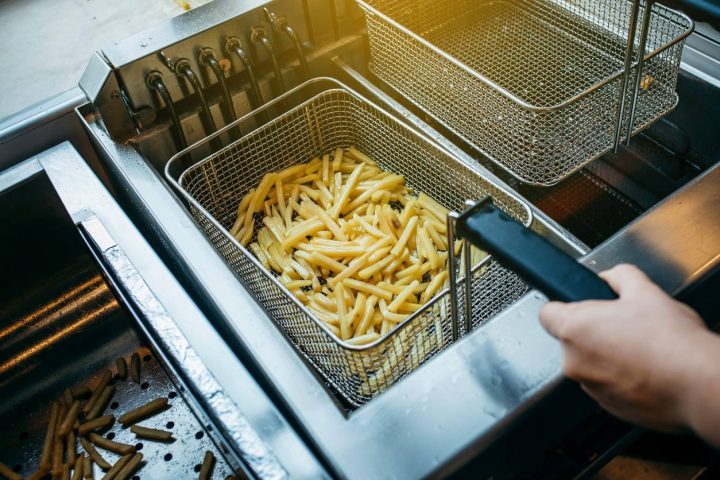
[0,352,228,480]
[231,146,452,345]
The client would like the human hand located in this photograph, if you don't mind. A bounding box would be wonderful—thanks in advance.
[539,264,709,432]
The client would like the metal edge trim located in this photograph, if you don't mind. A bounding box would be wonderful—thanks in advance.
[79,215,290,480]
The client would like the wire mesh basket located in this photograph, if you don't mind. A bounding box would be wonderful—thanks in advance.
[166,78,532,406]
[357,0,693,186]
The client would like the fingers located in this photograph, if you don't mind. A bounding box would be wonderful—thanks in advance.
[598,263,652,297]
[539,301,605,341]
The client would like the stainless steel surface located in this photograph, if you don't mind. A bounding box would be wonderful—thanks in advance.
[167,77,531,406]
[99,0,306,113]
[614,0,643,152]
[358,0,692,185]
[4,142,327,479]
[583,163,720,294]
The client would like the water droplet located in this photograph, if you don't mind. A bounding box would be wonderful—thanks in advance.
[141,41,148,47]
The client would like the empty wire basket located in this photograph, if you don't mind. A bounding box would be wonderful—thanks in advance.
[166,78,532,406]
[357,0,693,186]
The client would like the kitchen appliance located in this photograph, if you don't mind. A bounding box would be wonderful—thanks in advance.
[1,0,718,477]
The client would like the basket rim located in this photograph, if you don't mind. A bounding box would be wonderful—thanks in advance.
[356,0,693,112]
[166,77,534,352]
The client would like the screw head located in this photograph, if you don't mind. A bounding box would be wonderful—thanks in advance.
[110,90,121,100]
[219,59,232,73]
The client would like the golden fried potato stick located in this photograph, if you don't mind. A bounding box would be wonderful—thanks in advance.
[89,433,135,456]
[199,451,216,480]
[129,353,141,384]
[80,437,111,471]
[84,370,112,414]
[130,425,174,442]
[115,358,127,381]
[117,398,168,426]
[78,415,114,436]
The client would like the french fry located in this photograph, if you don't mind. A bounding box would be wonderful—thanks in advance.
[78,415,114,436]
[100,453,133,480]
[88,433,135,456]
[84,370,112,414]
[0,462,22,480]
[114,452,143,480]
[39,401,59,468]
[117,398,168,426]
[130,425,174,442]
[115,358,127,381]
[87,386,115,421]
[71,385,92,400]
[80,437,111,471]
[130,353,141,384]
[199,451,216,480]
[83,454,93,479]
[72,455,85,480]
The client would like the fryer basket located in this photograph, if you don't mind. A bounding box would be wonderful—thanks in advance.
[166,78,532,406]
[357,0,693,186]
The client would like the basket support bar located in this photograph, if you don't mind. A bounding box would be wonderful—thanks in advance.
[447,210,461,342]
[625,0,656,146]
[614,0,659,151]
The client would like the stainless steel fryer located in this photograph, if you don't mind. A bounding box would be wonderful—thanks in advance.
[166,78,531,406]
[357,0,693,185]
[3,0,719,477]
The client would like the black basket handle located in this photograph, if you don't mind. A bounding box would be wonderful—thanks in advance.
[455,199,617,303]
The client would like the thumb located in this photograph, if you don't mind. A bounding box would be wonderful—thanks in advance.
[539,301,572,340]
[598,263,653,297]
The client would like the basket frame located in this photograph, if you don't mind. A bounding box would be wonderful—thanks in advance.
[356,0,694,186]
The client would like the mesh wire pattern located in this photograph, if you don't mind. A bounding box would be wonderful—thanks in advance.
[175,86,530,406]
[358,0,692,185]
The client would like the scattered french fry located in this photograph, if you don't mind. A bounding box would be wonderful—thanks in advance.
[72,454,84,480]
[39,401,59,468]
[116,358,127,381]
[130,425,174,442]
[59,400,81,436]
[130,353,141,384]
[199,451,216,480]
[89,433,135,456]
[87,386,116,421]
[0,462,22,480]
[83,454,93,479]
[81,437,111,471]
[84,370,112,414]
[113,452,143,480]
[100,453,133,480]
[78,415,114,436]
[72,386,92,400]
[118,398,168,426]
